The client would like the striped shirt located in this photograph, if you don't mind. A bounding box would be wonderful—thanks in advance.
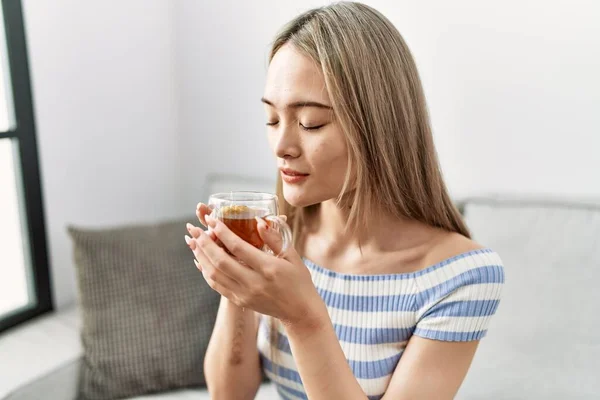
[257,248,505,400]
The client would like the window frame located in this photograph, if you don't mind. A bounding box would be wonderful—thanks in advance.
[0,0,53,333]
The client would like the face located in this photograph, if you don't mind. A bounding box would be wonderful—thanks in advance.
[263,44,349,208]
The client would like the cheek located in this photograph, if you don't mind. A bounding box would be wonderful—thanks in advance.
[329,151,349,186]
[315,140,347,168]
[267,131,278,153]
[310,139,349,184]
[281,138,348,207]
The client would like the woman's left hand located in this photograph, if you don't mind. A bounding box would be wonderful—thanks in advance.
[185,215,325,328]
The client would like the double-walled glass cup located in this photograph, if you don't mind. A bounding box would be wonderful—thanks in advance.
[208,192,292,254]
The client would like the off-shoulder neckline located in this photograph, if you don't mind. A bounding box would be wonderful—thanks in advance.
[302,248,494,281]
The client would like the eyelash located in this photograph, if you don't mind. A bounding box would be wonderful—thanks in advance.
[265,121,325,131]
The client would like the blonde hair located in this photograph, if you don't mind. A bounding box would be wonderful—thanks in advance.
[272,1,469,243]
[267,0,470,373]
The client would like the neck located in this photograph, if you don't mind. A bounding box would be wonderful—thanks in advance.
[314,199,436,257]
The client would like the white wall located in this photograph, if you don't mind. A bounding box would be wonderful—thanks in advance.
[23,0,184,309]
[175,0,600,200]
[376,0,600,198]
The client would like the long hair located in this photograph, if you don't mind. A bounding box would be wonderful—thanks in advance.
[266,0,470,377]
[272,2,469,242]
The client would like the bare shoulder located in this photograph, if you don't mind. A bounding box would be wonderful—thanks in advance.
[424,231,485,268]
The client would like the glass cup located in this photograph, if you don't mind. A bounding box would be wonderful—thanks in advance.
[208,191,292,254]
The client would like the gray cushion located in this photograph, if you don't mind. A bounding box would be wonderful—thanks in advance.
[68,218,220,399]
[457,197,600,399]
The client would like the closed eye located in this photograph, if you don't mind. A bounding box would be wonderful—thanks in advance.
[300,123,325,131]
[266,121,279,126]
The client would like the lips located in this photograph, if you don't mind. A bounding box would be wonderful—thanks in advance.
[280,168,309,184]
[280,168,309,176]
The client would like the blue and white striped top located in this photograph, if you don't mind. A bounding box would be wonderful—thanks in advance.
[257,248,505,400]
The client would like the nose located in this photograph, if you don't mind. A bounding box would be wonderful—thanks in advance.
[274,120,301,159]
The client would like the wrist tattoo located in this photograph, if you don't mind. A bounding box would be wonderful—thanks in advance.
[229,313,246,365]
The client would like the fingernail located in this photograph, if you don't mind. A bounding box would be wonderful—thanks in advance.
[196,202,202,210]
[184,235,192,245]
[205,214,216,227]
[186,223,194,231]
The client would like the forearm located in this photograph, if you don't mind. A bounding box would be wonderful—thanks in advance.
[204,296,262,399]
[285,307,367,400]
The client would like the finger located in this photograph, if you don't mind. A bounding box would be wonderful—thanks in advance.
[205,214,267,269]
[186,222,203,239]
[188,234,242,289]
[196,203,213,227]
[200,257,240,292]
[195,229,256,283]
[194,241,250,309]
[201,266,237,300]
[256,217,284,255]
[186,222,216,241]
[256,217,303,264]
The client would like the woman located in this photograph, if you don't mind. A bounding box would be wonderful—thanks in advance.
[185,2,505,399]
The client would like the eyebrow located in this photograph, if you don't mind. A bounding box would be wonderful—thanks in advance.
[261,97,333,110]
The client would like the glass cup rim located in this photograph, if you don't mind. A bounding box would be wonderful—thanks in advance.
[209,191,277,203]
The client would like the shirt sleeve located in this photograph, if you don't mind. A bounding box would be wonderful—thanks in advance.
[413,257,505,342]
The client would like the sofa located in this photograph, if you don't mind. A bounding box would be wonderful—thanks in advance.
[1,180,599,399]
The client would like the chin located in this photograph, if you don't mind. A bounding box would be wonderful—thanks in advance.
[282,184,317,208]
